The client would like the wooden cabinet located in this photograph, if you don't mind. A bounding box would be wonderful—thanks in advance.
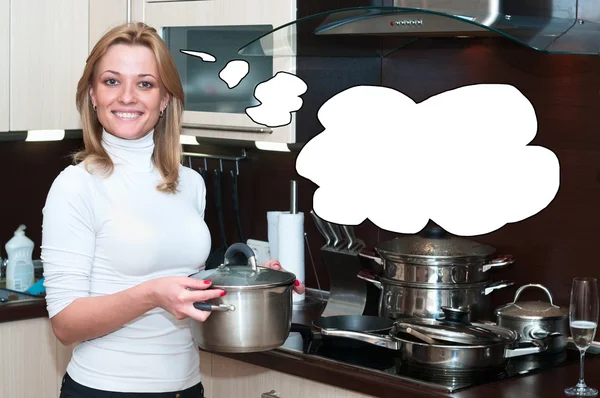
[89,0,129,51]
[0,317,74,398]
[0,0,8,133]
[200,351,376,398]
[9,0,89,132]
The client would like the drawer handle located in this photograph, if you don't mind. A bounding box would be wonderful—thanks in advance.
[261,390,281,397]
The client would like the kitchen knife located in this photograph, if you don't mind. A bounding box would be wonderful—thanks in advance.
[310,210,333,248]
[341,225,365,252]
[326,222,347,251]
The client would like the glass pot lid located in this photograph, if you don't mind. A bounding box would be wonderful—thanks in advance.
[190,242,296,289]
[395,307,518,345]
[495,284,568,320]
[375,226,497,263]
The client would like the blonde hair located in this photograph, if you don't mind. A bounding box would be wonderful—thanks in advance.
[74,22,184,193]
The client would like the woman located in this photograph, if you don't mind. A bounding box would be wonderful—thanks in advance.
[41,22,305,398]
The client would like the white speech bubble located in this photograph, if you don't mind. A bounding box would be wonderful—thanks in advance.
[219,60,249,89]
[296,84,560,237]
[246,72,308,127]
[180,50,216,62]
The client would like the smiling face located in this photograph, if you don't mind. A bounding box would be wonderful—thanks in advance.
[89,43,170,140]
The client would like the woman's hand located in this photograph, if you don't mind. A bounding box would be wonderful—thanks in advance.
[261,259,306,295]
[147,276,226,322]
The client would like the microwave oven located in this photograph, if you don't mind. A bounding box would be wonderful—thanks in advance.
[144,0,298,144]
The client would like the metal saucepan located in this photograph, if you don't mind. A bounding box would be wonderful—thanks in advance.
[361,227,515,285]
[358,269,513,321]
[320,307,550,371]
[495,284,569,354]
[189,242,296,353]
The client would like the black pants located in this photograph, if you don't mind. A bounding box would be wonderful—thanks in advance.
[59,373,204,398]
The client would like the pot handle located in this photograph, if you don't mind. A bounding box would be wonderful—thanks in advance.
[504,334,560,358]
[358,250,383,266]
[484,280,514,295]
[357,269,382,289]
[511,283,559,308]
[320,328,401,350]
[193,302,235,312]
[482,255,515,272]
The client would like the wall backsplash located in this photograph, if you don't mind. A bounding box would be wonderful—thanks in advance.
[3,35,600,321]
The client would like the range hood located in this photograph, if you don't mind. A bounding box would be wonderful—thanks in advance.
[238,1,600,57]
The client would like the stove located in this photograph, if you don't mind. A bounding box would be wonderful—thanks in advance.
[279,331,600,393]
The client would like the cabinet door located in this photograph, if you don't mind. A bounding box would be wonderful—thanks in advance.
[0,318,58,398]
[10,0,89,131]
[89,0,129,51]
[0,0,8,132]
[210,354,376,398]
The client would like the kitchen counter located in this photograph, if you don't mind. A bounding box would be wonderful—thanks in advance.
[0,277,47,323]
[2,287,598,398]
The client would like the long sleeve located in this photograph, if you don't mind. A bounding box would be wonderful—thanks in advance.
[41,165,97,319]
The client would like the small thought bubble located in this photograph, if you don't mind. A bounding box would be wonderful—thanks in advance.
[246,72,308,128]
[180,50,216,62]
[296,84,560,237]
[219,60,250,89]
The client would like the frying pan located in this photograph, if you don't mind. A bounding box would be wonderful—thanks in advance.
[290,315,402,350]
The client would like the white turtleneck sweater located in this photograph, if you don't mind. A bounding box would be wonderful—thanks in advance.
[41,129,211,393]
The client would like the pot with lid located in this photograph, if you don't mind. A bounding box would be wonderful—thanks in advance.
[365,227,515,285]
[320,307,550,371]
[188,242,296,353]
[495,284,569,354]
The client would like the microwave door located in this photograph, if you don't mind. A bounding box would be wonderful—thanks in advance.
[164,24,288,136]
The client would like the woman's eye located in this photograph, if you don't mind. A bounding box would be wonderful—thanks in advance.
[139,81,153,89]
[104,78,118,86]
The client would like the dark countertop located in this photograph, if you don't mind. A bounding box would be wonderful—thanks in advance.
[2,290,598,398]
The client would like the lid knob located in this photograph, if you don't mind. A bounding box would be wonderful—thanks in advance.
[223,242,258,271]
[422,227,447,239]
[440,306,471,324]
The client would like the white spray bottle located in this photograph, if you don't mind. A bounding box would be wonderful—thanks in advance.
[5,224,35,292]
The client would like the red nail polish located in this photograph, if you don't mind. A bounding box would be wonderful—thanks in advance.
[204,280,212,284]
[220,291,227,296]
[294,280,300,286]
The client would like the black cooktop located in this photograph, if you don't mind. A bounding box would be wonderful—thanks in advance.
[280,330,600,393]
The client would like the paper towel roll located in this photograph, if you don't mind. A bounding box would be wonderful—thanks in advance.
[277,212,305,302]
[267,210,287,260]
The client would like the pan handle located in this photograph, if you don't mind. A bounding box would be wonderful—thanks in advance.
[193,302,235,312]
[504,336,551,358]
[482,255,515,272]
[320,329,401,350]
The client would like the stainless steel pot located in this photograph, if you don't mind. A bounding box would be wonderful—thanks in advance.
[189,243,296,353]
[358,269,513,321]
[320,307,550,371]
[364,227,515,284]
[495,284,569,354]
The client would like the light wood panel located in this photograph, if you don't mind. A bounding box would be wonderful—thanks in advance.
[89,0,129,51]
[0,318,73,398]
[209,354,376,398]
[0,0,9,132]
[9,0,88,131]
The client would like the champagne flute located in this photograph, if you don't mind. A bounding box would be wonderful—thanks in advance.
[565,277,599,397]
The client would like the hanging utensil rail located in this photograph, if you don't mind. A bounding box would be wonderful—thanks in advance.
[183,149,247,174]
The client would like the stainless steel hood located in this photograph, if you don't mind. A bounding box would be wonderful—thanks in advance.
[238,1,600,57]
